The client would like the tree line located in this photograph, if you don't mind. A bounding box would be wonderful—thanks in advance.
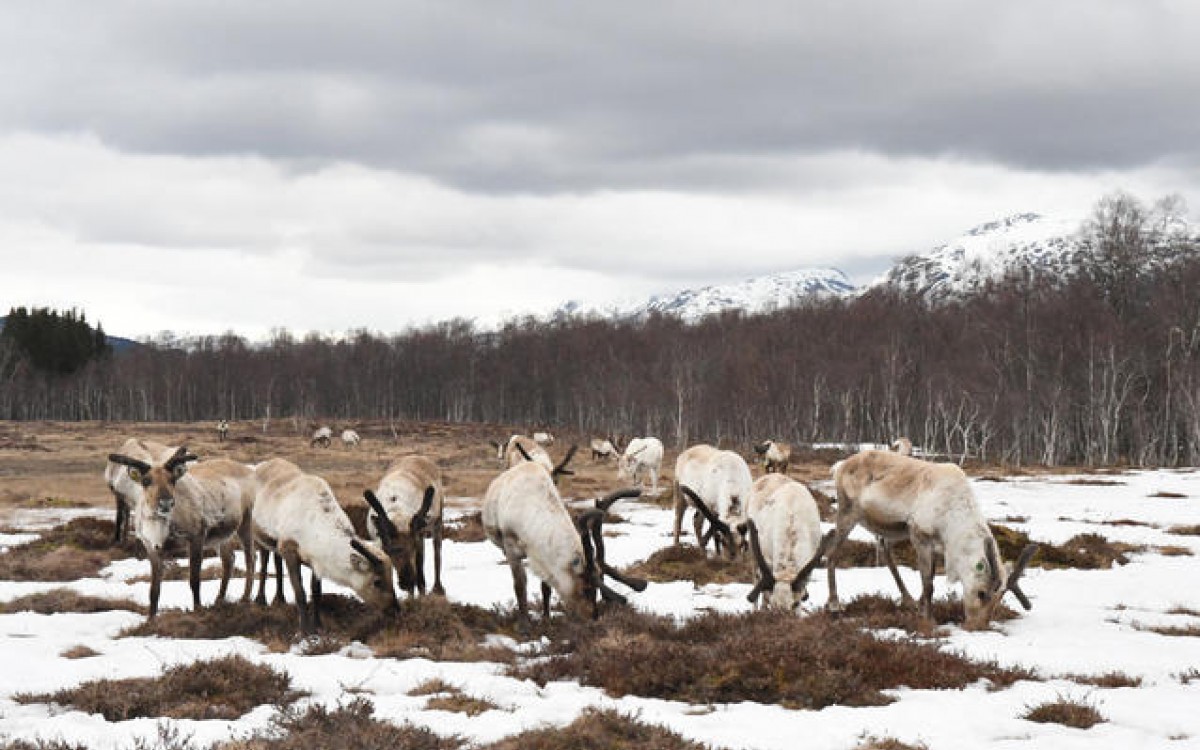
[2,193,1198,467]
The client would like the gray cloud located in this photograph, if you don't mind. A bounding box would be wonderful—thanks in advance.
[3,2,1197,193]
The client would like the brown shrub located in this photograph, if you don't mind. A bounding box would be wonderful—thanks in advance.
[218,697,458,750]
[0,589,145,615]
[0,517,138,581]
[1154,545,1193,557]
[1168,525,1200,536]
[1150,490,1187,499]
[621,545,752,586]
[838,594,1017,633]
[16,655,301,722]
[59,645,100,659]
[408,678,459,696]
[990,525,1138,569]
[853,738,929,750]
[514,607,1033,709]
[1063,478,1125,486]
[425,693,500,716]
[1022,696,1105,729]
[480,708,708,750]
[1064,671,1142,688]
[1136,622,1200,637]
[444,511,487,543]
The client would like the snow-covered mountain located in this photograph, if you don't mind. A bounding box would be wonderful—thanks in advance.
[555,211,1197,324]
[557,268,854,323]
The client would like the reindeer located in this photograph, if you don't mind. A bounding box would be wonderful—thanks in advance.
[740,474,834,611]
[618,437,664,494]
[108,446,257,619]
[361,455,446,596]
[753,440,792,474]
[104,438,178,544]
[483,459,645,622]
[673,444,753,556]
[826,450,1037,630]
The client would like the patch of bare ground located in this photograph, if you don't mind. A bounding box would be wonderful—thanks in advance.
[15,655,301,722]
[0,517,139,581]
[1022,695,1106,729]
[1063,671,1143,688]
[123,596,520,661]
[621,545,753,586]
[1135,622,1200,637]
[990,525,1140,569]
[59,644,100,659]
[837,594,1018,635]
[0,588,145,615]
[1168,524,1200,536]
[1153,544,1193,557]
[443,511,487,543]
[1061,477,1126,486]
[852,737,929,750]
[482,707,709,750]
[1150,490,1188,499]
[514,607,1034,709]
[217,697,458,750]
[409,679,501,716]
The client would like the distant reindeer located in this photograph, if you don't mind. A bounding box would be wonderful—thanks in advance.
[216,420,230,442]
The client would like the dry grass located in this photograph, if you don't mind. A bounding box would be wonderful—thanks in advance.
[218,697,459,750]
[1064,671,1143,688]
[0,588,145,615]
[1153,545,1193,557]
[59,644,100,659]
[481,708,709,750]
[853,737,929,750]
[408,678,459,696]
[990,525,1139,569]
[1022,695,1106,729]
[837,593,1018,634]
[15,655,301,722]
[621,545,753,586]
[1150,490,1188,499]
[443,511,487,543]
[425,693,501,716]
[514,607,1034,709]
[1136,622,1200,637]
[0,516,142,581]
[1062,477,1125,486]
[123,595,520,661]
[1168,525,1200,536]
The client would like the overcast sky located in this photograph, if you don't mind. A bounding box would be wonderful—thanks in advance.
[1,1,1197,339]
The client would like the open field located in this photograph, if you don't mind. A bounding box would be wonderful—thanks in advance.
[3,421,1200,749]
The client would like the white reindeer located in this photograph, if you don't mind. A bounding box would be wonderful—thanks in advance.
[590,437,618,462]
[311,426,333,448]
[362,455,446,596]
[533,431,555,446]
[253,459,398,634]
[492,434,553,472]
[482,461,645,621]
[104,438,178,544]
[341,429,362,448]
[107,446,257,619]
[618,437,664,494]
[740,474,834,612]
[673,444,753,557]
[216,420,230,442]
[753,440,792,474]
[825,450,1037,630]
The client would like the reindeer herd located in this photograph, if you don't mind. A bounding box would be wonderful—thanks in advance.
[103,430,1036,637]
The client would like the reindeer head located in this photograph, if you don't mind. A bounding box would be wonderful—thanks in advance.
[349,538,400,615]
[515,442,577,487]
[362,487,435,595]
[567,488,647,619]
[742,520,835,612]
[107,446,197,517]
[962,534,1037,630]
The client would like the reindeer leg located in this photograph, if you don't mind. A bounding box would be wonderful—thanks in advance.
[692,509,708,554]
[147,546,163,619]
[273,551,286,605]
[310,573,323,631]
[825,513,860,615]
[541,581,553,619]
[239,514,255,602]
[431,519,446,596]
[914,539,936,621]
[188,538,204,611]
[672,484,687,546]
[112,494,127,545]
[281,541,312,634]
[216,539,234,603]
[255,544,269,605]
[879,539,916,608]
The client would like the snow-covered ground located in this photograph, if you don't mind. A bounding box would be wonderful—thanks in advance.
[3,470,1200,749]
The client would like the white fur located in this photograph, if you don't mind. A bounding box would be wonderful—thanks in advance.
[757,440,792,473]
[369,455,446,594]
[618,437,664,493]
[590,438,617,461]
[341,429,361,447]
[748,474,823,611]
[497,434,554,472]
[673,444,753,550]
[533,431,554,446]
[311,426,333,447]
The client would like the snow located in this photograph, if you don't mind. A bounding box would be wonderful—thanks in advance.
[4,470,1200,748]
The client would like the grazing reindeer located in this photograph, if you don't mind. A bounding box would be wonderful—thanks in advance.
[590,437,618,462]
[741,474,834,611]
[673,444,753,556]
[483,459,645,621]
[753,440,792,474]
[826,450,1037,630]
[362,454,446,596]
[341,429,361,448]
[253,462,398,635]
[108,447,257,619]
[618,437,664,494]
[310,426,333,448]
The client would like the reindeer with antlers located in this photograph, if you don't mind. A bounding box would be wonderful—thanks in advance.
[826,449,1037,630]
[483,447,645,621]
[362,455,446,596]
[108,446,257,619]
